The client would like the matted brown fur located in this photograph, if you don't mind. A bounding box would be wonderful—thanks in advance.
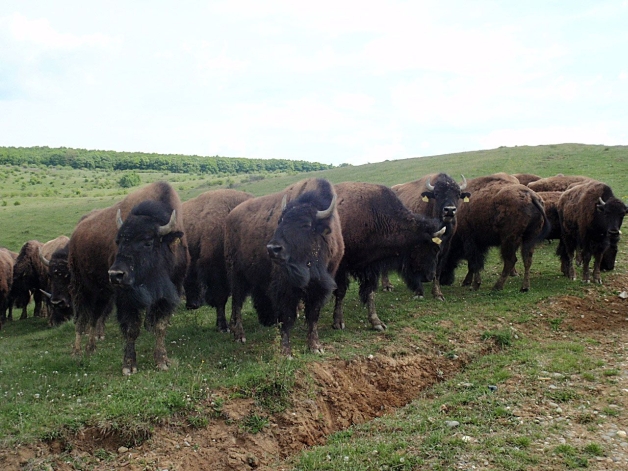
[528,174,592,192]
[0,248,15,328]
[182,189,253,324]
[536,191,562,240]
[511,173,541,186]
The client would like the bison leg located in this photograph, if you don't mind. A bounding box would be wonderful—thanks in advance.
[95,315,106,341]
[380,271,394,292]
[153,316,171,371]
[215,304,229,333]
[519,245,535,292]
[33,290,46,318]
[120,316,141,375]
[367,292,387,331]
[431,278,445,301]
[19,304,28,320]
[332,270,349,330]
[591,254,603,284]
[229,283,247,343]
[493,244,518,291]
[303,285,329,354]
[461,269,473,286]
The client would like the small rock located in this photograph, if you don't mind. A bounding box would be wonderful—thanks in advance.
[618,291,628,299]
[118,446,129,454]
[445,421,460,428]
[617,430,627,438]
[461,435,473,442]
[488,385,497,392]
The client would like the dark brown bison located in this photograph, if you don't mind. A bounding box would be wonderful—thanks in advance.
[536,191,563,241]
[441,173,550,291]
[387,173,470,300]
[557,181,626,283]
[69,181,188,374]
[10,236,69,320]
[182,189,253,331]
[511,173,541,186]
[225,178,344,355]
[333,182,446,331]
[0,248,16,329]
[528,175,592,192]
[39,240,73,327]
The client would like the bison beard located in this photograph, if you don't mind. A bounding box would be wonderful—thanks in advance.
[109,200,186,375]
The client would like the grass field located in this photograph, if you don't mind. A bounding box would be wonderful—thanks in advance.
[1,143,627,470]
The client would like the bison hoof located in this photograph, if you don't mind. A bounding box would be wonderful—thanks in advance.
[157,362,169,371]
[122,366,138,376]
[310,347,324,355]
[413,295,424,300]
[236,337,246,344]
[332,322,345,330]
[434,295,445,302]
[373,323,387,332]
[520,287,529,293]
[382,285,394,292]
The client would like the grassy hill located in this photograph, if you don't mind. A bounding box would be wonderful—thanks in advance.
[1,143,627,470]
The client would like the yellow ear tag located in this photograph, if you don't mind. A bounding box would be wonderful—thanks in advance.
[422,196,429,202]
[432,237,442,245]
[171,237,181,246]
[463,196,469,203]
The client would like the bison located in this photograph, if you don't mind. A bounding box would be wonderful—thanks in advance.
[69,181,188,374]
[557,180,626,283]
[511,173,541,186]
[225,178,344,355]
[182,189,253,332]
[332,182,446,331]
[10,236,69,321]
[0,249,16,329]
[387,173,470,300]
[39,241,73,327]
[536,191,563,241]
[528,175,592,192]
[441,173,550,291]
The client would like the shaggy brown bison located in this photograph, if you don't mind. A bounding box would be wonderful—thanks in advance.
[511,173,541,186]
[536,191,563,241]
[387,173,470,300]
[182,189,253,331]
[528,175,592,192]
[441,173,550,291]
[333,182,446,331]
[0,249,16,329]
[225,178,344,355]
[557,180,626,283]
[10,236,69,321]
[39,240,73,327]
[70,181,188,374]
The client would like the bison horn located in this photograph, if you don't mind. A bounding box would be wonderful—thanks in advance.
[39,247,50,267]
[598,197,606,206]
[316,193,337,220]
[459,175,467,190]
[116,209,124,229]
[433,226,447,238]
[281,194,288,212]
[158,210,177,236]
[425,177,435,191]
[39,289,52,299]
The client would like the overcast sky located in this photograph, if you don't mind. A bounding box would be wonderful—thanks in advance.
[1,1,627,166]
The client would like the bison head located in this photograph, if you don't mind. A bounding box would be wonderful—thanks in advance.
[400,221,447,291]
[108,201,183,307]
[40,246,73,326]
[267,191,338,290]
[596,197,628,236]
[421,174,470,223]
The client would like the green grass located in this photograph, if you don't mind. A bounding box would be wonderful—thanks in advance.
[0,143,627,467]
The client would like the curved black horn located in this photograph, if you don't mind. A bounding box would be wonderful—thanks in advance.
[116,209,124,229]
[38,247,50,267]
[316,194,337,220]
[158,210,177,236]
[39,289,52,299]
[598,197,606,206]
[425,177,435,191]
[459,175,467,190]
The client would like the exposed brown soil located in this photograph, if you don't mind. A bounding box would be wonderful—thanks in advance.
[3,275,628,471]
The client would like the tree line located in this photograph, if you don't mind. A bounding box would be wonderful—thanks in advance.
[0,146,333,174]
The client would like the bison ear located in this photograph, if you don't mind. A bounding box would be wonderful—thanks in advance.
[162,231,184,249]
[316,221,332,236]
[461,192,471,203]
[421,191,434,202]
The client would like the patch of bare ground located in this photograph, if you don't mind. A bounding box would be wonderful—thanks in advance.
[3,274,628,470]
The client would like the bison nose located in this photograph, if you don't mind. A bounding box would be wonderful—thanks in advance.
[443,206,456,217]
[267,243,284,259]
[108,269,126,285]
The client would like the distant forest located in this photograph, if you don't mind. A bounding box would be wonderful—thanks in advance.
[0,146,333,174]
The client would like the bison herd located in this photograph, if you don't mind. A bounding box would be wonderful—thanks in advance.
[0,172,625,374]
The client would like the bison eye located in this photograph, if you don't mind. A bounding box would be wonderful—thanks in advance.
[144,240,154,248]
